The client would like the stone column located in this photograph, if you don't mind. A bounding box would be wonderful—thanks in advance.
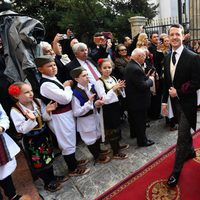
[189,0,200,41]
[128,16,147,38]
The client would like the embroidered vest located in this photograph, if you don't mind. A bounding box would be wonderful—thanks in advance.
[12,99,45,131]
[40,77,72,113]
[73,85,97,117]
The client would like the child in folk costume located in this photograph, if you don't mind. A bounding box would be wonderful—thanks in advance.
[0,103,30,200]
[9,82,68,192]
[70,67,111,164]
[95,58,129,159]
[35,55,90,176]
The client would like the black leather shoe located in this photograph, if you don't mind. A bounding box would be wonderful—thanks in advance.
[167,172,180,187]
[138,139,155,147]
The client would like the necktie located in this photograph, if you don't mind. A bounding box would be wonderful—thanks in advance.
[172,51,177,65]
[85,60,99,80]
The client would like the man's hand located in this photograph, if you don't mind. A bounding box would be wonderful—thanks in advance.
[161,104,168,117]
[169,87,177,98]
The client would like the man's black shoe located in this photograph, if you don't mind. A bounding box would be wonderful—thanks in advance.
[138,139,155,147]
[167,172,180,187]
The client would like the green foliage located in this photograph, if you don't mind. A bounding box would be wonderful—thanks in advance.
[11,0,158,42]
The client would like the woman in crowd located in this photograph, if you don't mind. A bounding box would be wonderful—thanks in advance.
[113,44,130,80]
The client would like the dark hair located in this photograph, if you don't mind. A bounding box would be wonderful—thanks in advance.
[150,32,158,39]
[122,36,130,43]
[168,24,184,34]
[115,44,127,57]
[94,32,104,37]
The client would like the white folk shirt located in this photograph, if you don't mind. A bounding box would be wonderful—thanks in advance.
[0,104,20,180]
[71,83,101,145]
[95,76,122,104]
[40,74,76,155]
[10,99,51,134]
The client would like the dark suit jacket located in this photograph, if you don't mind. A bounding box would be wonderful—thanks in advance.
[162,47,200,130]
[148,43,164,77]
[65,57,98,80]
[113,57,129,79]
[125,59,153,111]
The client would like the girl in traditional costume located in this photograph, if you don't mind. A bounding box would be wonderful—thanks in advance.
[95,58,129,160]
[9,82,68,192]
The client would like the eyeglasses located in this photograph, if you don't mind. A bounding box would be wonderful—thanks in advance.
[119,49,127,52]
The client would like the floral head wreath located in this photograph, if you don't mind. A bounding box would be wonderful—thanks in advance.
[97,58,104,65]
[8,84,21,96]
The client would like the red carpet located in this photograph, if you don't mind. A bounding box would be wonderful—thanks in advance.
[96,129,200,200]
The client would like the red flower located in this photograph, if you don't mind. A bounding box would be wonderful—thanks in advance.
[97,58,104,65]
[32,155,40,161]
[34,163,42,168]
[8,85,21,96]
[39,145,45,154]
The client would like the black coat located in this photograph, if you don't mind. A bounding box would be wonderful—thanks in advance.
[65,57,98,80]
[162,47,200,130]
[125,60,153,111]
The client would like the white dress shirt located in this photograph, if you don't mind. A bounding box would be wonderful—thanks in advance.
[77,58,101,84]
[170,45,184,80]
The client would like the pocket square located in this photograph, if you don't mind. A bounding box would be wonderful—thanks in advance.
[181,81,191,93]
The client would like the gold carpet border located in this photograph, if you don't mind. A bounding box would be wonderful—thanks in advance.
[101,130,200,200]
[146,179,181,200]
[193,148,200,163]
[102,149,176,200]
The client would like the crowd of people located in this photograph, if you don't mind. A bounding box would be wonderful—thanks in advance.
[0,22,200,199]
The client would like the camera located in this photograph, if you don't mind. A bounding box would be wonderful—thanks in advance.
[149,67,156,75]
[145,66,156,75]
[61,34,68,39]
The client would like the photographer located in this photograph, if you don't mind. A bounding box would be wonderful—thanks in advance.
[60,25,76,60]
[148,32,164,120]
[89,32,112,63]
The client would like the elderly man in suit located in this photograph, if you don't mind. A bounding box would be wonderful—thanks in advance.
[65,42,101,84]
[162,24,200,187]
[125,48,155,147]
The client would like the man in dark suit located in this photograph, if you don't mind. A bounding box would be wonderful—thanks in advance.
[125,48,155,147]
[65,42,101,84]
[148,32,164,120]
[162,24,200,187]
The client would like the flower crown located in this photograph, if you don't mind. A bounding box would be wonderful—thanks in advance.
[8,84,21,96]
[97,58,104,65]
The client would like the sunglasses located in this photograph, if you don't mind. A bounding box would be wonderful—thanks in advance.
[119,49,127,52]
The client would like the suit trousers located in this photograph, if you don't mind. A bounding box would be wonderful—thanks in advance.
[128,109,148,145]
[173,100,194,174]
